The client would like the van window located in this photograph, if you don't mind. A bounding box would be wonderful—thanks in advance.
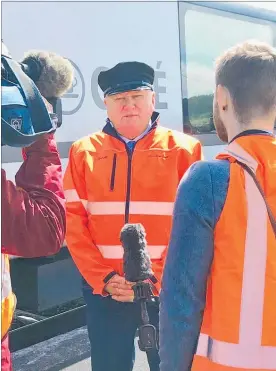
[179,4,274,134]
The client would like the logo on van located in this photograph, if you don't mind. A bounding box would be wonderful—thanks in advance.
[62,60,85,115]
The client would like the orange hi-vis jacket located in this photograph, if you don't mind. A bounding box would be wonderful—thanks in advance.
[1,255,16,339]
[64,112,202,295]
[193,133,276,371]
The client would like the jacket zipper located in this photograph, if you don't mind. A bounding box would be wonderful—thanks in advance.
[109,154,117,191]
[123,123,159,223]
[125,146,135,223]
[103,115,159,223]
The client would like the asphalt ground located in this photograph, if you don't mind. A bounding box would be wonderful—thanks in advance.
[12,326,150,371]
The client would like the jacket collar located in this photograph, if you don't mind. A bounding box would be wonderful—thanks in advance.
[229,129,275,144]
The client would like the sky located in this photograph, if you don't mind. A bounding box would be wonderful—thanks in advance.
[242,2,276,11]
[181,2,274,97]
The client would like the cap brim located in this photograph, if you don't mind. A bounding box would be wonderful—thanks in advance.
[104,81,153,97]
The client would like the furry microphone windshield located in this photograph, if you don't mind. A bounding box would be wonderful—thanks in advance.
[120,223,153,282]
[20,50,74,98]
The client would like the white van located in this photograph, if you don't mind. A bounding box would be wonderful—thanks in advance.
[2,2,276,349]
[2,1,276,180]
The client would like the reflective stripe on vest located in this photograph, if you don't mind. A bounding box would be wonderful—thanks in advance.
[1,255,12,299]
[1,254,15,339]
[65,189,173,259]
[97,244,166,259]
[196,142,276,369]
[64,190,174,216]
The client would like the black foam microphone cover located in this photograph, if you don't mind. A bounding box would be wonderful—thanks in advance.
[120,223,153,282]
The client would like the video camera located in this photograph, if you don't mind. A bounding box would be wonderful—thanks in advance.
[1,41,72,147]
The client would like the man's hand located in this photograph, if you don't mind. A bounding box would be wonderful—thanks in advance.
[105,275,159,302]
[104,274,135,302]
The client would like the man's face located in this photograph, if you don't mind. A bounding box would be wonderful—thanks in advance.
[213,86,229,143]
[104,90,155,139]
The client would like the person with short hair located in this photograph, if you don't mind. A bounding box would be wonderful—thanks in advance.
[64,61,203,371]
[159,40,276,371]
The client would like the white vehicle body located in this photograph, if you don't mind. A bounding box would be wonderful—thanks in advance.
[2,1,276,180]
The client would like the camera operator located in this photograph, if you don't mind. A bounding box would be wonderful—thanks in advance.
[1,42,73,371]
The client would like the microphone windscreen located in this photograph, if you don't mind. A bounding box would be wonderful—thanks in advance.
[21,50,74,98]
[120,223,153,282]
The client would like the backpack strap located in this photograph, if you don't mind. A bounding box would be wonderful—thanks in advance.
[237,160,276,237]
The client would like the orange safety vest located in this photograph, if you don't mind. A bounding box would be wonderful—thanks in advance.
[193,134,276,371]
[1,254,16,339]
[64,121,202,295]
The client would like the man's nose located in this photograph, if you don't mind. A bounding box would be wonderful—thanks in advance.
[123,97,135,109]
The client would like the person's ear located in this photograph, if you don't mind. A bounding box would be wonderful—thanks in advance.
[151,91,156,106]
[216,84,229,114]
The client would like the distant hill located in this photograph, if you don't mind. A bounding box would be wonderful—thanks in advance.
[183,94,215,133]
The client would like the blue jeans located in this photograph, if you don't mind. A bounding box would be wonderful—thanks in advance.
[82,281,160,371]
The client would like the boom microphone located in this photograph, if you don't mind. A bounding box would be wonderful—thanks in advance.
[120,223,153,282]
[21,50,74,129]
[20,50,74,98]
[1,43,74,147]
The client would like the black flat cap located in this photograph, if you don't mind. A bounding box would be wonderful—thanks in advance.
[98,61,154,97]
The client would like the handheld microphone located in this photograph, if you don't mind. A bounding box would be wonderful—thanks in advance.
[120,223,153,282]
[120,223,158,352]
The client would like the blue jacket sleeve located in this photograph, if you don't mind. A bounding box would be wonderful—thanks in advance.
[159,160,229,371]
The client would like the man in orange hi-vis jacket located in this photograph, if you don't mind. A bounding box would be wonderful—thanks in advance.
[160,41,276,371]
[63,61,202,371]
